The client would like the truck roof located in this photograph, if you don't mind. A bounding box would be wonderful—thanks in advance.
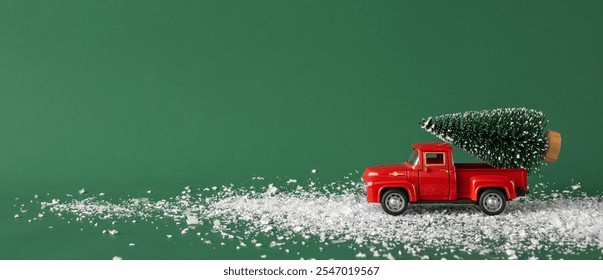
[412,142,452,151]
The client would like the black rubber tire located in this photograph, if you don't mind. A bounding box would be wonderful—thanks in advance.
[477,189,506,216]
[381,189,409,216]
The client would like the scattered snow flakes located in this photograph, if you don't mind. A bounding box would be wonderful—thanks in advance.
[147,190,153,194]
[506,249,518,260]
[112,256,122,260]
[78,189,86,195]
[14,214,19,218]
[311,169,317,174]
[103,229,119,235]
[260,255,267,259]
[269,241,279,248]
[286,179,297,184]
[265,184,278,196]
[99,193,106,197]
[186,214,200,225]
[129,243,136,247]
[30,182,603,260]
[571,184,581,190]
[212,220,223,231]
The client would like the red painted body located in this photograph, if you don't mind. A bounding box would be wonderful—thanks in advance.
[361,142,528,205]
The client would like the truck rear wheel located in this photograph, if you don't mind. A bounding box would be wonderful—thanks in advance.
[478,189,506,215]
[381,189,408,216]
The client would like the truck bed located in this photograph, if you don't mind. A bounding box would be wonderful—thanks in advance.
[455,163,528,200]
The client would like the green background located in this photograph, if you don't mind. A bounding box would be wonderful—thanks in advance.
[1,0,601,259]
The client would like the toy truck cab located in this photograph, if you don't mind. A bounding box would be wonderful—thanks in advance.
[361,142,528,215]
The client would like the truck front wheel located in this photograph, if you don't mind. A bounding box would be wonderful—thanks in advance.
[478,189,506,215]
[381,189,409,216]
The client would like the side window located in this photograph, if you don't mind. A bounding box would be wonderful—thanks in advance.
[425,152,445,166]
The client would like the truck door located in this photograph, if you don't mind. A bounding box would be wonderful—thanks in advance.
[419,152,450,200]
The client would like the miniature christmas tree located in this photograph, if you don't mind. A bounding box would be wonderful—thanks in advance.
[420,108,561,173]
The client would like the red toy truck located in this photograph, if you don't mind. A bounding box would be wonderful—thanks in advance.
[361,142,528,215]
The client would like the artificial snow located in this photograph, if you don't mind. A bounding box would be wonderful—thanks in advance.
[103,229,118,235]
[21,178,603,260]
[265,184,278,196]
[185,215,200,225]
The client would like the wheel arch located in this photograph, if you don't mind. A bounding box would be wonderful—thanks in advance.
[377,183,417,203]
[469,175,515,201]
[476,187,508,202]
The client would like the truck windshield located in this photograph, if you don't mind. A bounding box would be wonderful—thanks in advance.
[407,149,419,166]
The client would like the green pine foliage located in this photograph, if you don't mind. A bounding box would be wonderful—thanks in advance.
[420,108,547,173]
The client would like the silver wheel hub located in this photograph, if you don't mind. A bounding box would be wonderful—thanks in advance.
[483,193,502,212]
[386,193,405,211]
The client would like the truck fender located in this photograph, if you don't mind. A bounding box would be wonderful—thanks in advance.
[469,175,516,201]
[377,183,418,203]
